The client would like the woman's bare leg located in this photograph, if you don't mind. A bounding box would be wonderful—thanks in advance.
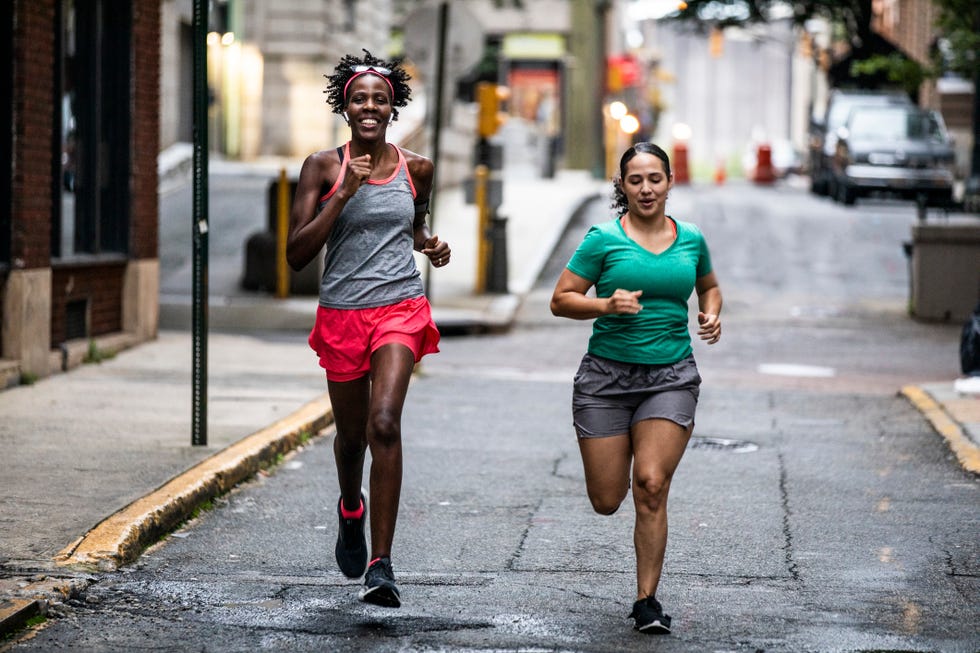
[363,343,415,558]
[577,433,632,515]
[630,419,692,600]
[327,375,370,513]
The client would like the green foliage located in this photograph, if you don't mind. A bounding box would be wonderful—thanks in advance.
[1,614,47,642]
[933,0,980,80]
[189,499,215,521]
[83,339,116,365]
[84,340,103,364]
[672,0,874,42]
[19,371,38,386]
[851,53,932,95]
[673,0,977,83]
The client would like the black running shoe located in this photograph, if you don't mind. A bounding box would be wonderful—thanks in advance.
[359,556,401,608]
[629,596,671,634]
[335,493,368,578]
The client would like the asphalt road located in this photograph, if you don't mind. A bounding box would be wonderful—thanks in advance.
[10,182,978,652]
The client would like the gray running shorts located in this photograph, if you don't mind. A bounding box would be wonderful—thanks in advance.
[572,353,701,439]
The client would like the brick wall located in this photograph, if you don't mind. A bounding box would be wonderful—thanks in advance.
[11,0,55,270]
[6,1,160,351]
[131,1,160,261]
[51,263,126,344]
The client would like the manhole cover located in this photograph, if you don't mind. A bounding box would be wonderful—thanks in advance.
[689,436,758,453]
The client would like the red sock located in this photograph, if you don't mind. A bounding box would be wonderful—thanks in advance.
[340,498,364,520]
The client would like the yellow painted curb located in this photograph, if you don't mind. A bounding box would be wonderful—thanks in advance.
[55,395,333,570]
[0,598,41,636]
[901,385,980,475]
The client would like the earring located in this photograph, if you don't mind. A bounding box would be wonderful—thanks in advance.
[343,112,349,123]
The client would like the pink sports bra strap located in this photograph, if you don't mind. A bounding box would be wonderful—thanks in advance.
[319,142,417,203]
[319,142,350,204]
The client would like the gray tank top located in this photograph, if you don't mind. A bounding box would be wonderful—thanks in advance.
[316,143,423,309]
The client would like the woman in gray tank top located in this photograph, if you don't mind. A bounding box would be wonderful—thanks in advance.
[287,51,451,610]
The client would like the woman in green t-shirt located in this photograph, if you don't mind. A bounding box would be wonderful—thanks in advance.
[551,142,722,634]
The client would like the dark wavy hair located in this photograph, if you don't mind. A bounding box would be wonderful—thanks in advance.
[323,49,412,122]
[611,142,672,215]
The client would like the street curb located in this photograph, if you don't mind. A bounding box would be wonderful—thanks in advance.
[0,598,41,640]
[54,395,334,571]
[901,385,980,474]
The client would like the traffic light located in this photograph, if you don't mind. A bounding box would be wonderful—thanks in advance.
[709,27,724,58]
[477,82,506,138]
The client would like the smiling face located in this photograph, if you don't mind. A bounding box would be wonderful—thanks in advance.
[621,151,673,220]
[344,74,392,141]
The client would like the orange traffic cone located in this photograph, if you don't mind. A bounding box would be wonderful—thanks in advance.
[714,159,726,185]
[672,142,690,185]
[753,144,776,184]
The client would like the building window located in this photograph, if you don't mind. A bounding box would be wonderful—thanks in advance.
[0,0,11,269]
[54,0,131,259]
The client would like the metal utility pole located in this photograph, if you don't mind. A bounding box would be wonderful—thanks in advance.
[191,0,209,446]
[568,0,609,178]
[422,0,449,298]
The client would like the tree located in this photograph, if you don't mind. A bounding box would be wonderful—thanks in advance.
[672,1,875,47]
[932,0,980,81]
[671,1,894,88]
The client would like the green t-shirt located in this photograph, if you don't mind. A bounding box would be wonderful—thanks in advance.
[566,216,713,365]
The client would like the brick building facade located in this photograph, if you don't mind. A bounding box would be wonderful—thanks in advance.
[1,0,160,386]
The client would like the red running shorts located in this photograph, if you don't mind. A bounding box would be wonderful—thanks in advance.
[308,295,440,382]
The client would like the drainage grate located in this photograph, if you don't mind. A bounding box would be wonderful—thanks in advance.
[690,436,759,453]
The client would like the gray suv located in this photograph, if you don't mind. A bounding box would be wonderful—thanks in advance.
[829,104,955,208]
[808,89,912,196]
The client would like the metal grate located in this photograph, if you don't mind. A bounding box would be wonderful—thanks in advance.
[65,298,88,341]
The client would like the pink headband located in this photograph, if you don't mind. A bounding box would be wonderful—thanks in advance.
[343,71,394,102]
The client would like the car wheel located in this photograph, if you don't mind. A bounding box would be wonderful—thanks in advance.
[827,177,839,202]
[810,172,828,196]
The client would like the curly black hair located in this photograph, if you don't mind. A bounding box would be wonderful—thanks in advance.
[611,142,672,215]
[324,49,412,122]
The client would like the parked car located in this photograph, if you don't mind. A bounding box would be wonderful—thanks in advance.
[808,89,913,196]
[829,104,955,207]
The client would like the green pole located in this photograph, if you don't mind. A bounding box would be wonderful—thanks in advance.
[192,0,209,446]
[423,0,449,298]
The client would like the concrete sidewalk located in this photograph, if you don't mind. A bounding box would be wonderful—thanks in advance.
[0,168,606,634]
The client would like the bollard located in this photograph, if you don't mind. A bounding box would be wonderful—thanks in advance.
[275,168,290,298]
[486,215,508,294]
[672,142,690,184]
[474,164,490,294]
[753,144,776,184]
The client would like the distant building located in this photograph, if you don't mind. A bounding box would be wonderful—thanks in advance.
[160,0,393,160]
[160,0,591,182]
[1,0,161,386]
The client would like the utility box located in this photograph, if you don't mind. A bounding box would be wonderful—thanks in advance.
[910,223,980,322]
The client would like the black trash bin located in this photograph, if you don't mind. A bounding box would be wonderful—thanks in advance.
[241,177,322,295]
